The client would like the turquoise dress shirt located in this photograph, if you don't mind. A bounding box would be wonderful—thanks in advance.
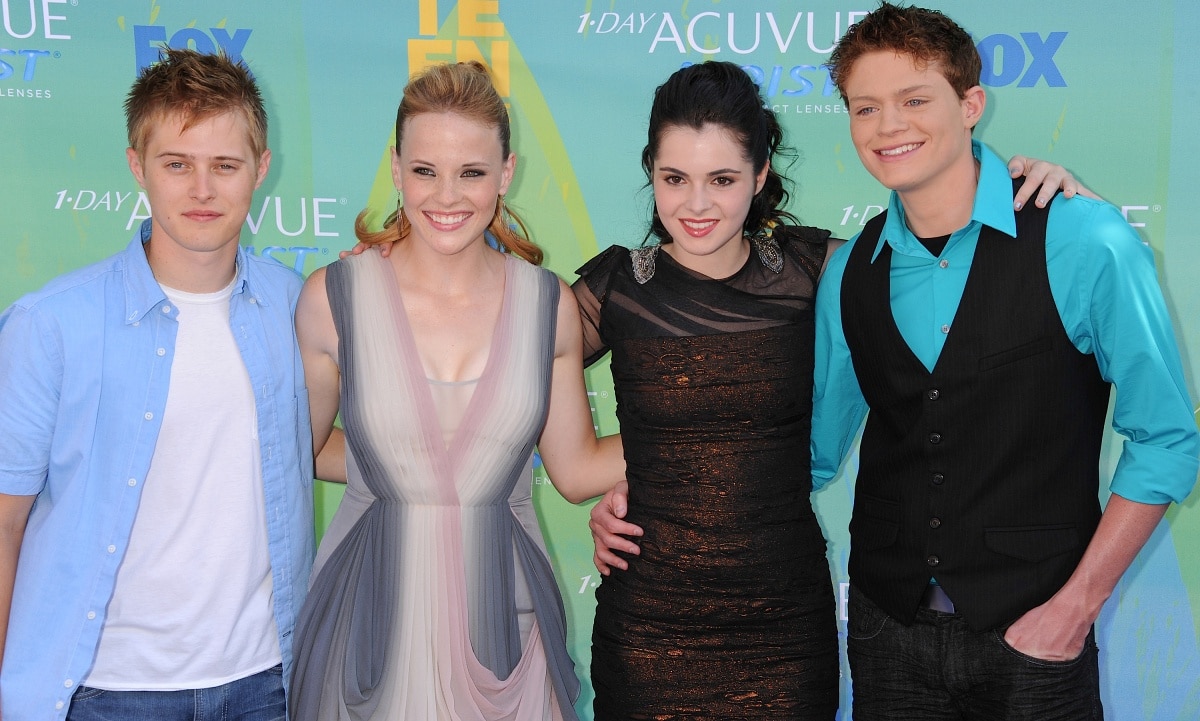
[812,141,1199,505]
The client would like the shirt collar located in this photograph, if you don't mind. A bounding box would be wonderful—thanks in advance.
[122,218,259,324]
[871,140,1019,262]
[121,219,168,324]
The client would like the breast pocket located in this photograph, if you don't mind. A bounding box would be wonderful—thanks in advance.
[978,336,1052,372]
[984,524,1080,563]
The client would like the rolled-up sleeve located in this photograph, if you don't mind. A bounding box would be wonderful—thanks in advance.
[1051,197,1200,504]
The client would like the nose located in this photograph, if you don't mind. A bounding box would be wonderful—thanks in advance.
[878,103,908,135]
[433,174,460,204]
[684,182,711,212]
[190,170,215,202]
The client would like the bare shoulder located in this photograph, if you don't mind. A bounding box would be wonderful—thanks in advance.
[298,265,329,304]
[296,265,337,356]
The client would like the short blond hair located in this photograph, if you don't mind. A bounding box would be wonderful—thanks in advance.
[125,47,268,158]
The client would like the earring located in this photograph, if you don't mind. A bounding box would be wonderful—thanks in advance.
[397,206,410,236]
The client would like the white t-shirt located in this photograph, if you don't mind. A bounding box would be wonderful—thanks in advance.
[85,278,280,690]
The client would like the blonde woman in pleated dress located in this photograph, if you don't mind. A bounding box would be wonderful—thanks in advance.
[289,61,624,721]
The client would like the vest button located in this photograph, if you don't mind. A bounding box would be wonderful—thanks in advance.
[928,388,940,401]
[929,517,942,529]
[926,555,940,567]
[929,432,942,444]
[932,473,945,485]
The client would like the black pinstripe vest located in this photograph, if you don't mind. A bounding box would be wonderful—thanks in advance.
[841,183,1110,630]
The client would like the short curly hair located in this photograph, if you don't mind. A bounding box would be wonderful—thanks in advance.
[827,2,981,103]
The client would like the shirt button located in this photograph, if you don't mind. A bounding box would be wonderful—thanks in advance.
[156,348,166,356]
[941,324,951,334]
[107,544,116,553]
[161,306,171,314]
[249,297,258,305]
[929,432,942,444]
[128,478,137,487]
[132,321,140,327]
[929,517,942,529]
[939,259,949,269]
[927,389,940,401]
[144,412,154,420]
[932,473,945,485]
[64,679,73,688]
[87,611,96,619]
[56,702,64,710]
[926,555,940,567]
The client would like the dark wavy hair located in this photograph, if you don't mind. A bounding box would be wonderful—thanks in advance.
[641,61,796,245]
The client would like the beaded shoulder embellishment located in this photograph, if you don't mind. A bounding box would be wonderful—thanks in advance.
[628,234,783,284]
[751,236,784,273]
[630,245,659,285]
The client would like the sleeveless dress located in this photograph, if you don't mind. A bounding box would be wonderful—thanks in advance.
[573,228,839,720]
[290,252,579,721]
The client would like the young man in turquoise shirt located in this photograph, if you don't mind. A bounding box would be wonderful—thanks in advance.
[812,4,1198,718]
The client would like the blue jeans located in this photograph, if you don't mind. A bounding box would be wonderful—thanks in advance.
[846,585,1102,721]
[66,665,285,721]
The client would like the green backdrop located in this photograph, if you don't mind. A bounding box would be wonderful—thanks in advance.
[3,1,1198,718]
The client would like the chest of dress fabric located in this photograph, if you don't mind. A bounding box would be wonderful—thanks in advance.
[609,322,813,429]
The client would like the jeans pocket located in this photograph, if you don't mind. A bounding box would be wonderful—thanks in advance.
[991,626,1092,667]
[847,586,891,641]
[70,685,108,702]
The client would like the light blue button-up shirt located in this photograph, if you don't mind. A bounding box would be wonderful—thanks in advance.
[812,141,1199,504]
[0,221,315,719]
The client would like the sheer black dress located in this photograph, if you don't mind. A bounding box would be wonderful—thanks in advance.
[572,226,839,720]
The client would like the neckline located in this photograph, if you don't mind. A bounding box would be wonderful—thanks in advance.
[631,235,782,285]
[380,252,513,470]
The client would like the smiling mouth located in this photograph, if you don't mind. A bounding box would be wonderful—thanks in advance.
[426,212,470,226]
[681,219,718,235]
[878,142,922,157]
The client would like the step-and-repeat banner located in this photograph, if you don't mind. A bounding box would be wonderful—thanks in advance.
[4,1,1198,717]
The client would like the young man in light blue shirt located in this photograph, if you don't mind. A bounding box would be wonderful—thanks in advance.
[0,49,316,720]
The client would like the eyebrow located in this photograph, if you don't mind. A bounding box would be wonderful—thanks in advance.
[849,83,935,104]
[406,159,492,168]
[657,165,744,177]
[155,151,246,163]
